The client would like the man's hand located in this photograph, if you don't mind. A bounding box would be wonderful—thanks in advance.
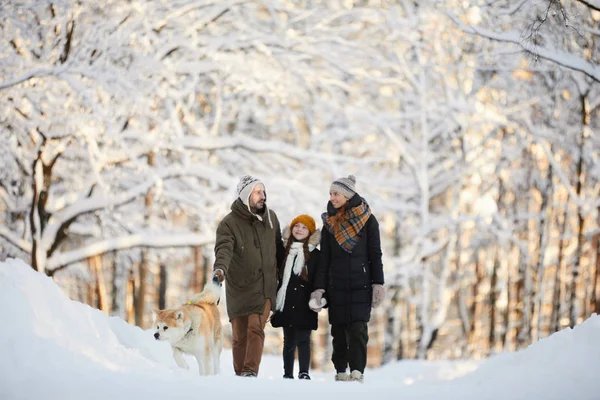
[372,284,385,308]
[213,269,225,283]
[309,289,326,312]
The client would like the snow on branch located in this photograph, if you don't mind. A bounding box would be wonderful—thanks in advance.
[0,187,16,211]
[0,66,68,91]
[178,134,387,164]
[41,163,234,251]
[498,0,532,16]
[445,12,600,82]
[536,139,588,209]
[46,231,214,272]
[0,225,32,254]
[510,118,591,210]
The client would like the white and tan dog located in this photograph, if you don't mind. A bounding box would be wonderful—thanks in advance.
[153,282,223,375]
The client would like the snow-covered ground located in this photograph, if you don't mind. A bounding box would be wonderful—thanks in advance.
[1,258,599,400]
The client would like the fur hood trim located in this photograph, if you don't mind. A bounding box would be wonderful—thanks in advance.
[283,226,321,248]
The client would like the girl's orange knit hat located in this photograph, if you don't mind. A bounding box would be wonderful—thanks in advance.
[289,214,316,234]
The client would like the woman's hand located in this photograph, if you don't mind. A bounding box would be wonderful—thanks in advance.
[372,284,385,308]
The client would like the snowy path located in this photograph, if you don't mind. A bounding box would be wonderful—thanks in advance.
[1,258,599,400]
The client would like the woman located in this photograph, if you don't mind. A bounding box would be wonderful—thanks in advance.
[310,175,385,383]
[270,214,321,380]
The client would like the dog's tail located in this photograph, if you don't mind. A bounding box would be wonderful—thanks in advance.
[189,281,222,306]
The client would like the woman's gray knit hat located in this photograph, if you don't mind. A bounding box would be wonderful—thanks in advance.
[330,175,357,199]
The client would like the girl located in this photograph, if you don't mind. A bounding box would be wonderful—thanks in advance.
[271,214,321,380]
[310,175,384,383]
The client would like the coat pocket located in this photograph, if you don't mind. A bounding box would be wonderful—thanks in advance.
[233,242,245,259]
[349,260,369,289]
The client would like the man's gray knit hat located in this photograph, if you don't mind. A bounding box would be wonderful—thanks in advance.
[237,175,263,206]
[236,175,273,228]
[330,175,357,199]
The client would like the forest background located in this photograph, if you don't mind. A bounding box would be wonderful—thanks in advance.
[1,0,599,369]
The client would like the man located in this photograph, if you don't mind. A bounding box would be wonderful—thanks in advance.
[213,175,285,377]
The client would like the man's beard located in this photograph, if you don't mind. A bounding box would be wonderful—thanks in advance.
[251,201,265,214]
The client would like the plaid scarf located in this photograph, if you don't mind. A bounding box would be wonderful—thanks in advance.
[322,200,371,253]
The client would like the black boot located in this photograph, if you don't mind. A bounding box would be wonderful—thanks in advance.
[298,372,311,380]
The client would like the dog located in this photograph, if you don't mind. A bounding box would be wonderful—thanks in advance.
[153,281,223,375]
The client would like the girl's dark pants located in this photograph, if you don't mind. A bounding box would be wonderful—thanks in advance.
[283,326,311,376]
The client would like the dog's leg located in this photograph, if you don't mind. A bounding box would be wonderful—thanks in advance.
[172,347,189,370]
[212,349,220,375]
[204,351,213,375]
[203,339,213,375]
[195,353,206,376]
[213,340,222,374]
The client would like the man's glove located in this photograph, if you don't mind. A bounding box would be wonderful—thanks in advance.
[372,284,385,308]
[309,289,326,312]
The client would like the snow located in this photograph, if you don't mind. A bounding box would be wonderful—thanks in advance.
[1,257,600,400]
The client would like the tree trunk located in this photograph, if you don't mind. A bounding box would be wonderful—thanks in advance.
[457,287,470,354]
[550,196,569,332]
[501,254,512,350]
[517,147,533,349]
[393,219,405,360]
[468,248,484,356]
[158,263,167,310]
[381,288,395,364]
[489,175,506,355]
[135,151,155,328]
[515,234,528,349]
[569,95,588,328]
[90,254,108,313]
[191,246,204,293]
[409,301,418,358]
[111,250,120,316]
[533,160,553,341]
[593,206,600,313]
[30,148,46,272]
[202,251,210,291]
[126,268,136,325]
[29,135,73,275]
[488,247,499,356]
[396,297,405,360]
[135,254,149,328]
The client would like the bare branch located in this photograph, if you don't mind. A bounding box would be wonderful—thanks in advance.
[59,19,75,64]
[575,0,600,12]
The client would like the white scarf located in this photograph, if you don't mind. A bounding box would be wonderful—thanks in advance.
[275,242,305,312]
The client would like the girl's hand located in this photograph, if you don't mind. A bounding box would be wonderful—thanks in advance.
[309,289,326,311]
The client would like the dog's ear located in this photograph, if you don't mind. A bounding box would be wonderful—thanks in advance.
[176,310,184,320]
[152,309,160,319]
